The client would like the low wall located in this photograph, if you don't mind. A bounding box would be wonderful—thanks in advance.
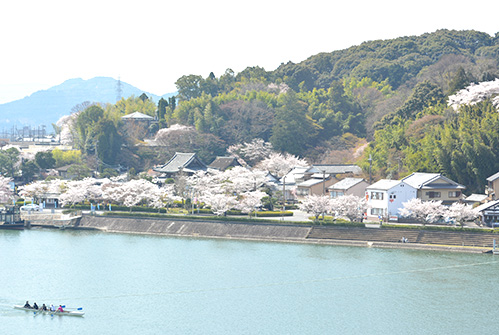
[78,215,312,242]
[77,215,494,253]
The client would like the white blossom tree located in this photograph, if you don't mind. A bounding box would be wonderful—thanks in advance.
[448,78,499,111]
[446,202,479,227]
[200,192,237,216]
[0,176,13,204]
[237,190,267,217]
[227,138,274,166]
[299,194,331,220]
[255,152,308,178]
[331,195,368,222]
[59,178,103,207]
[399,198,446,225]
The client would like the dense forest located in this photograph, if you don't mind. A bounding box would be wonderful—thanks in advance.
[60,29,499,194]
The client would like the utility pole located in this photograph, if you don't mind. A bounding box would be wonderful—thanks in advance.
[368,154,372,184]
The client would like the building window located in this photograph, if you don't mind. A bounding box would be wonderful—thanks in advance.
[371,192,384,200]
[448,191,461,198]
[330,191,344,198]
[371,208,384,215]
[426,191,441,198]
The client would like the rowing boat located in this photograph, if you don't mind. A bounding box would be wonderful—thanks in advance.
[13,305,85,317]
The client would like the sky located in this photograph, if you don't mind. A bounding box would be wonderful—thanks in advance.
[0,0,498,104]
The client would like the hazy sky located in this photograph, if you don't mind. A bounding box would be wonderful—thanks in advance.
[1,0,498,104]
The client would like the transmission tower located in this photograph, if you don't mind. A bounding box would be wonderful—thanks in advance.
[116,76,123,102]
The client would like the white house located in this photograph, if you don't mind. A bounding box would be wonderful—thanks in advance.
[401,172,465,205]
[366,179,416,220]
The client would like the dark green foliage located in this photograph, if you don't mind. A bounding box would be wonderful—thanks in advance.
[35,151,56,170]
[96,119,122,165]
[0,147,20,177]
[270,91,318,155]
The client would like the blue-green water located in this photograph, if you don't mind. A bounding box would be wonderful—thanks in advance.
[1,229,498,334]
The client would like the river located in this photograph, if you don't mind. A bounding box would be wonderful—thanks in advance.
[1,229,498,334]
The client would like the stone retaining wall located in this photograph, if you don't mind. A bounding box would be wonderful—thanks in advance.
[79,215,311,241]
[77,215,495,253]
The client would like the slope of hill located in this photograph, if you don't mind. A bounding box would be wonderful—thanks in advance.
[0,77,175,128]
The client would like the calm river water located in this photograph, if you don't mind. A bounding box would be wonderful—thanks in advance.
[1,229,498,334]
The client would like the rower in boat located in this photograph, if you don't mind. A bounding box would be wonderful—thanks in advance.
[23,301,31,309]
[33,302,39,310]
[57,305,64,312]
[41,304,48,311]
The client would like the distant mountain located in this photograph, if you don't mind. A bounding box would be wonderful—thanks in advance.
[0,77,176,128]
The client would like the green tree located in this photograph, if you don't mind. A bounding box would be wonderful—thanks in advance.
[35,151,56,170]
[158,98,168,121]
[175,74,203,101]
[0,148,20,177]
[96,119,122,165]
[270,90,318,156]
[20,160,37,183]
[75,105,105,153]
[68,164,92,180]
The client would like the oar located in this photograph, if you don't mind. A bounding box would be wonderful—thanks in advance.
[61,305,83,310]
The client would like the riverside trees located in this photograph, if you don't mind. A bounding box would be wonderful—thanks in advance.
[399,198,479,226]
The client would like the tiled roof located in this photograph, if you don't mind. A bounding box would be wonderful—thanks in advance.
[367,179,401,190]
[402,172,465,189]
[328,178,366,190]
[297,178,325,187]
[153,152,207,174]
[487,171,499,182]
[208,157,240,171]
[122,112,154,120]
[309,165,362,175]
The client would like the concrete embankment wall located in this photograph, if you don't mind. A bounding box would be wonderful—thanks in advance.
[78,215,312,242]
[78,215,495,253]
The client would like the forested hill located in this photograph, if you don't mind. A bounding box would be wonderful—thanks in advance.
[274,29,499,91]
[166,29,499,193]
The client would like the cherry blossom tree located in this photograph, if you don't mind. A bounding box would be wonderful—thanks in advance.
[237,190,267,217]
[101,179,161,208]
[299,194,331,220]
[331,194,368,222]
[255,152,308,178]
[59,178,103,207]
[200,192,237,216]
[399,198,446,225]
[227,138,274,166]
[446,202,479,227]
[0,176,13,203]
[448,78,499,111]
[56,112,80,145]
[19,179,65,203]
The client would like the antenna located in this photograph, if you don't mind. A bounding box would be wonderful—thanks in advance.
[116,76,123,102]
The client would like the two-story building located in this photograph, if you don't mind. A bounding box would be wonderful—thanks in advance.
[366,179,417,220]
[401,172,466,205]
[486,171,499,200]
[328,178,369,198]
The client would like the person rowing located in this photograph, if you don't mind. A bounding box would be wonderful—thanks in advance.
[24,301,31,309]
[50,304,56,312]
[41,304,48,311]
[33,302,39,310]
[57,305,64,312]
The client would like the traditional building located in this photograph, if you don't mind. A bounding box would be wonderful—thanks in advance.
[153,152,207,177]
[486,171,499,200]
[207,156,242,172]
[475,200,499,227]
